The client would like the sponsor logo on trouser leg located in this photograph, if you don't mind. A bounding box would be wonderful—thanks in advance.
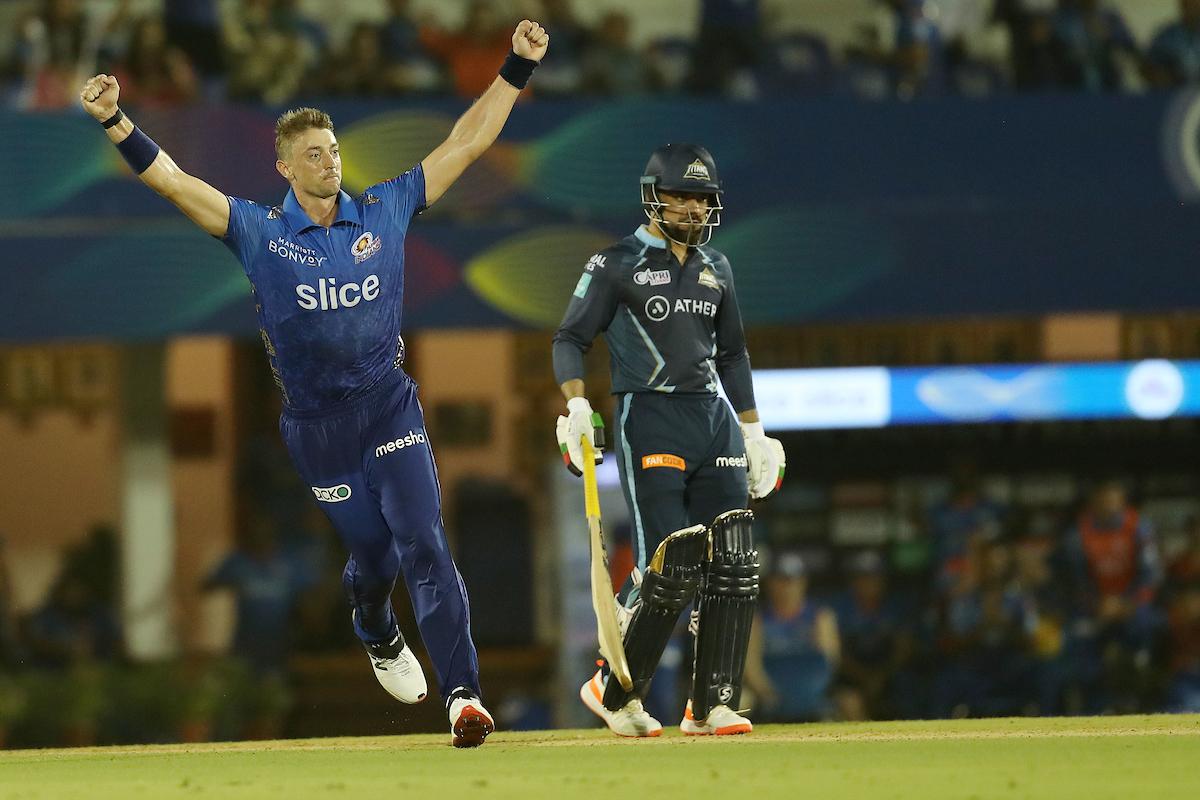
[312,484,352,503]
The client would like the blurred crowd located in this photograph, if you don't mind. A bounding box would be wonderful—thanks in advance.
[6,0,1200,111]
[3,463,1200,747]
[733,473,1200,724]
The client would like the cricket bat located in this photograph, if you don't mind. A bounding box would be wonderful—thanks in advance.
[581,435,633,691]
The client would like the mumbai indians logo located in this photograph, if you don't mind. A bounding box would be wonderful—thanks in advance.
[312,484,352,503]
[351,231,383,264]
[684,159,711,182]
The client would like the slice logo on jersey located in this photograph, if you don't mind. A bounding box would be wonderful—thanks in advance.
[375,429,428,458]
[268,237,327,268]
[698,268,720,290]
[573,272,593,299]
[296,275,381,310]
[684,159,711,182]
[585,253,607,272]
[312,484,352,503]
[351,231,383,264]
[715,454,748,468]
[634,268,671,286]
[646,295,671,322]
[642,453,686,471]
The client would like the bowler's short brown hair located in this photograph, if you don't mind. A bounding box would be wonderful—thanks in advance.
[274,107,334,160]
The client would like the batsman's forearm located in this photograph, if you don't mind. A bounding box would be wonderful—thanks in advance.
[560,379,586,402]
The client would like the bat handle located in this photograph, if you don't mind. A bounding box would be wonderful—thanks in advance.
[591,411,605,452]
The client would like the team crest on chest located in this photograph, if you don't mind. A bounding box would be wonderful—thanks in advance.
[698,268,720,290]
[351,231,383,264]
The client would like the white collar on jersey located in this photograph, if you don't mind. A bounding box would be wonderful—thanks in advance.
[634,225,668,249]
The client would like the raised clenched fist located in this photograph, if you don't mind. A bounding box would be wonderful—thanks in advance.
[512,20,549,62]
[79,74,120,122]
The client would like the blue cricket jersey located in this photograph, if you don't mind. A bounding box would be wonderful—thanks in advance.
[222,165,426,412]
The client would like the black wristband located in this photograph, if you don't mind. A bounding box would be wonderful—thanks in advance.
[101,108,125,129]
[499,51,538,90]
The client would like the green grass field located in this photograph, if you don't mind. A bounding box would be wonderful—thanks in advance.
[1,715,1198,799]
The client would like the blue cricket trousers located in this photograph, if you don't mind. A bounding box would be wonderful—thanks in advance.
[280,368,481,700]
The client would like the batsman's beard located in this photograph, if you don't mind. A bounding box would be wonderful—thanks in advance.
[664,218,705,246]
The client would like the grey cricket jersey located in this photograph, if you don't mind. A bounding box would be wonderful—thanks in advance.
[552,226,756,413]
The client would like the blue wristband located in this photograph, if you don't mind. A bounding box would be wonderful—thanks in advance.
[499,51,538,90]
[116,126,161,174]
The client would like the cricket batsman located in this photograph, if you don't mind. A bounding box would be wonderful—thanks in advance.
[553,143,786,736]
[80,19,550,748]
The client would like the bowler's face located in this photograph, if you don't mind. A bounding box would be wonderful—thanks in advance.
[284,128,341,199]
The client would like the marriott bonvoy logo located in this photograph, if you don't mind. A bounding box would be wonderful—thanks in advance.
[375,429,428,458]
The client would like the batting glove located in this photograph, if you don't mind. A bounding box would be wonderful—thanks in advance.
[741,420,785,500]
[556,396,604,476]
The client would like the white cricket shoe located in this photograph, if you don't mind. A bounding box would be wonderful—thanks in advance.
[364,633,427,704]
[447,687,494,748]
[580,669,663,738]
[680,700,753,735]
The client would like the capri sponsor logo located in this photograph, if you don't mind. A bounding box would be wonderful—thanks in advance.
[375,429,428,458]
[634,268,671,286]
[716,454,748,468]
[296,275,380,310]
[351,231,383,264]
[312,484,352,503]
[642,453,686,471]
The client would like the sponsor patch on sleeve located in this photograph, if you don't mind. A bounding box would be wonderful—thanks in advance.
[573,272,593,299]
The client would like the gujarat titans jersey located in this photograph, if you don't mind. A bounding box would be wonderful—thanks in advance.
[222,166,425,412]
[552,226,755,413]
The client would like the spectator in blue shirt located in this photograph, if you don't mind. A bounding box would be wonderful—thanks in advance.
[1049,0,1137,92]
[744,553,840,722]
[1145,0,1200,88]
[204,513,319,675]
[834,550,913,720]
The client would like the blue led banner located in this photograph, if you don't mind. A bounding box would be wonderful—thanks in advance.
[753,360,1198,431]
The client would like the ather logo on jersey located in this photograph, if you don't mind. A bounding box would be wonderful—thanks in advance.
[675,298,718,317]
[312,484,352,503]
[375,429,428,458]
[296,275,381,310]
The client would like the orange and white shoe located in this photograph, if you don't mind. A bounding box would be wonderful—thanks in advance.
[580,669,662,737]
[680,701,753,735]
[447,687,494,748]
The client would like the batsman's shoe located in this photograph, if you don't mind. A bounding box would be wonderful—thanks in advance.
[580,669,663,737]
[365,633,427,704]
[447,687,494,748]
[680,701,753,735]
